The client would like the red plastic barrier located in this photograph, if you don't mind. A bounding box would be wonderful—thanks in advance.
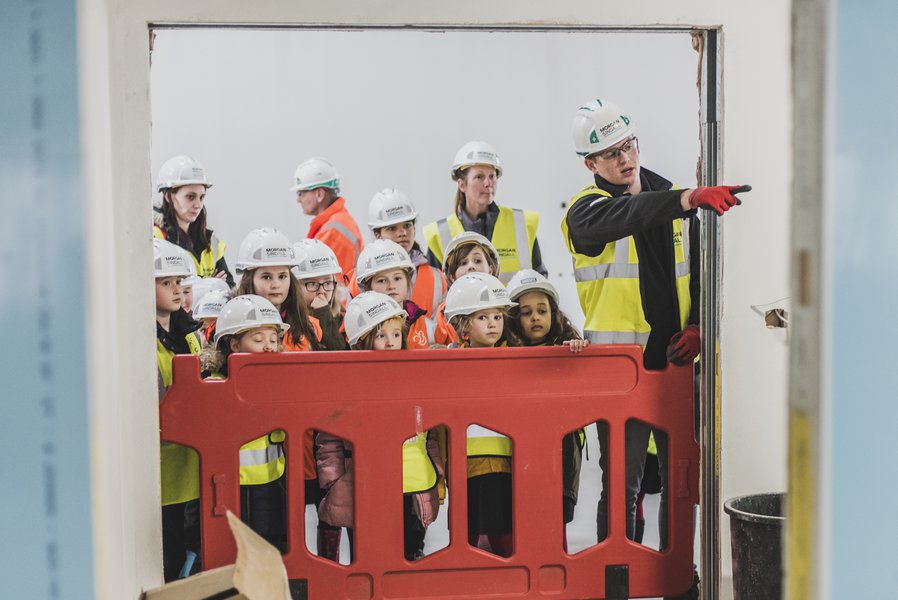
[161,345,699,599]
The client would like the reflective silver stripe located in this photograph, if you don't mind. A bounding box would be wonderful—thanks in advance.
[511,209,531,270]
[676,218,691,278]
[585,330,650,345]
[466,424,509,439]
[321,221,361,252]
[574,238,637,281]
[239,444,283,468]
[436,218,452,260]
[424,315,438,345]
[210,233,221,261]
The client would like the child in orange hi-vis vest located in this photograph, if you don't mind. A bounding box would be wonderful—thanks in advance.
[366,188,447,345]
[354,239,434,349]
[444,272,521,557]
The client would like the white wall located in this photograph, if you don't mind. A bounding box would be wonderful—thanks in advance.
[81,2,792,597]
[149,28,702,327]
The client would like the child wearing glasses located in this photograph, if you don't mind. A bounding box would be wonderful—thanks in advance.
[293,239,350,351]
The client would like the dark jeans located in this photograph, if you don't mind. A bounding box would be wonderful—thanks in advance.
[161,500,201,582]
[240,476,287,553]
[595,420,669,548]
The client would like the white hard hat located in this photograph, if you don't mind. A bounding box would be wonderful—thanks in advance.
[444,272,516,320]
[444,231,501,269]
[451,141,503,180]
[355,239,414,285]
[192,290,229,320]
[153,238,197,279]
[506,269,560,305]
[367,188,417,230]
[182,276,231,300]
[213,294,290,344]
[571,99,636,157]
[344,291,408,346]
[290,157,340,193]
[234,228,296,274]
[291,239,342,280]
[156,155,213,193]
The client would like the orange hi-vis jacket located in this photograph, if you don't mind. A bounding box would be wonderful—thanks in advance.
[410,263,447,319]
[432,302,461,346]
[307,197,364,280]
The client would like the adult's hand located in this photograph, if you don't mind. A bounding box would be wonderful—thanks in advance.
[681,185,752,215]
[666,324,701,365]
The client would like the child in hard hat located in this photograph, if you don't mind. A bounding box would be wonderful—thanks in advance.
[292,239,349,351]
[355,239,433,350]
[366,188,448,345]
[199,295,290,552]
[191,289,229,344]
[233,228,323,352]
[233,228,329,553]
[153,155,234,286]
[505,269,588,551]
[350,292,445,560]
[180,275,230,317]
[154,238,205,581]
[444,272,519,556]
[430,232,502,346]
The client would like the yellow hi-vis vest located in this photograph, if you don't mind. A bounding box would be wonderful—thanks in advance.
[402,432,438,493]
[466,424,513,457]
[423,205,539,284]
[207,374,286,486]
[560,185,692,346]
[153,225,227,278]
[157,333,202,506]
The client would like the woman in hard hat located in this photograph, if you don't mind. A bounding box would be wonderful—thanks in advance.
[154,238,205,580]
[199,295,291,553]
[292,239,350,351]
[354,239,433,350]
[422,141,546,284]
[505,269,588,552]
[444,273,520,557]
[153,155,234,286]
[233,228,322,352]
[366,188,447,345]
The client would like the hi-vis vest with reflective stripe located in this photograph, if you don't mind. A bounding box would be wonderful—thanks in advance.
[157,333,203,506]
[402,433,438,493]
[560,185,692,346]
[153,225,226,279]
[423,206,539,284]
[208,374,286,486]
[466,424,513,457]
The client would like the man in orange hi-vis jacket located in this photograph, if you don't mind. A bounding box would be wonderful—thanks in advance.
[291,157,364,283]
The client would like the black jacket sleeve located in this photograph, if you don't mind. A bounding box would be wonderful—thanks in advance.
[215,256,235,287]
[566,190,691,256]
[426,248,443,271]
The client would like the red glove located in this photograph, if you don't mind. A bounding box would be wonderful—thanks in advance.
[687,185,751,215]
[667,324,700,365]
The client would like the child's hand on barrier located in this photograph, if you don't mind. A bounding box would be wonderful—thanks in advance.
[563,339,590,353]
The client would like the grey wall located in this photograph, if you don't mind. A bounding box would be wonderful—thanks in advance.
[150,28,701,326]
